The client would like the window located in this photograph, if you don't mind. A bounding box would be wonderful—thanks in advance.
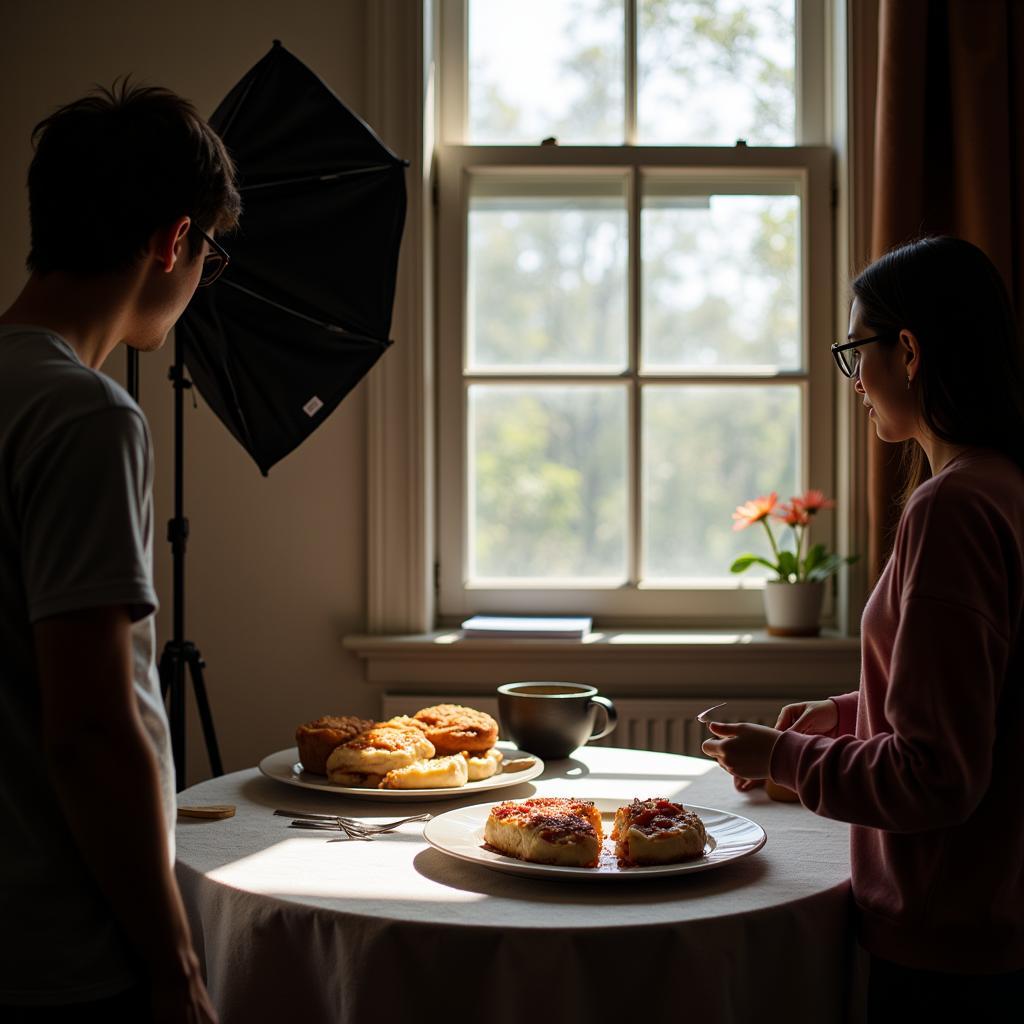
[436,0,833,624]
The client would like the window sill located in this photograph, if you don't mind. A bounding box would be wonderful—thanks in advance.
[343,628,860,698]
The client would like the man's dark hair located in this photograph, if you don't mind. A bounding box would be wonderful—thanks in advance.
[27,78,241,274]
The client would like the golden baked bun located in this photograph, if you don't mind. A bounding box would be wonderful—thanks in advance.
[484,797,603,868]
[413,704,499,755]
[295,715,376,775]
[377,715,430,734]
[326,725,435,783]
[611,798,706,865]
[380,755,469,790]
[329,771,385,788]
[461,747,503,781]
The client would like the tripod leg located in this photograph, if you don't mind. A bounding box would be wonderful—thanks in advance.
[184,644,224,777]
[159,644,187,792]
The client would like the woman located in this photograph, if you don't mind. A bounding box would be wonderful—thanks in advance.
[703,236,1024,1018]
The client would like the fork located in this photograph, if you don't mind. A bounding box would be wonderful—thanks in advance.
[274,809,431,832]
[288,820,382,840]
[284,814,431,842]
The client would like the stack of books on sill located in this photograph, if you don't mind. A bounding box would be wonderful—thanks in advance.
[460,615,593,640]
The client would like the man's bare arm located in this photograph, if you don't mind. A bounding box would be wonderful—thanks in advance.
[34,606,216,1022]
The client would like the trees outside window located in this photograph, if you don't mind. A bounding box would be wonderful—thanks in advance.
[437,0,833,623]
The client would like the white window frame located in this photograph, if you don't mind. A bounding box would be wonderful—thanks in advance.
[434,0,835,626]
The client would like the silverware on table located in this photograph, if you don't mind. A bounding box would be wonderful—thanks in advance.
[274,809,431,841]
[288,819,374,841]
[274,809,342,823]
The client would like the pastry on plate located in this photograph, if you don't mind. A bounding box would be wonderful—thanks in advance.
[377,715,430,734]
[328,771,385,788]
[483,797,603,868]
[413,704,499,755]
[325,725,435,784]
[295,715,376,775]
[461,747,503,781]
[611,798,707,865]
[380,755,469,790]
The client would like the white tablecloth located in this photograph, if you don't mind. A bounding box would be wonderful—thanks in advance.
[176,746,865,1023]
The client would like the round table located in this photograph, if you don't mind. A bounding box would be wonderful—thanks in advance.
[176,746,864,1024]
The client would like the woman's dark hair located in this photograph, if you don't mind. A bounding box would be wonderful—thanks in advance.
[27,78,242,274]
[852,235,1024,505]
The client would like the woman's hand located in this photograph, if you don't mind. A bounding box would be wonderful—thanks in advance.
[733,775,764,792]
[702,722,781,781]
[721,700,838,791]
[775,698,838,734]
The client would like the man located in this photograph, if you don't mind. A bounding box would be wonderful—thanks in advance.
[0,81,240,1021]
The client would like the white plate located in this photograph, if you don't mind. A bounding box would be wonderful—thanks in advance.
[423,798,766,879]
[257,745,545,801]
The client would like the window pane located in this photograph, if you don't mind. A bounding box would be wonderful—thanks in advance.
[642,385,800,580]
[468,0,624,144]
[469,385,628,580]
[468,181,628,370]
[641,190,800,371]
[637,0,795,145]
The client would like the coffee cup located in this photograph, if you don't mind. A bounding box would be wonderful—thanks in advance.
[497,682,618,759]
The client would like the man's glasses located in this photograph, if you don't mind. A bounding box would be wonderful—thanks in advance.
[191,224,230,287]
[830,334,888,378]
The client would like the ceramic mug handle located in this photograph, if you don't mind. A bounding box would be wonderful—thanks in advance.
[587,695,618,742]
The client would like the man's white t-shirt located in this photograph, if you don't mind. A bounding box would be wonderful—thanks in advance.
[0,326,175,1006]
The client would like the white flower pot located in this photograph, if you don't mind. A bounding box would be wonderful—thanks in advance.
[763,580,825,637]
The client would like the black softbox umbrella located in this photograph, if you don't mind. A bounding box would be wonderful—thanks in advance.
[178,41,407,474]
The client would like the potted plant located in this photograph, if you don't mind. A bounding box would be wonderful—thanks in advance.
[730,490,856,636]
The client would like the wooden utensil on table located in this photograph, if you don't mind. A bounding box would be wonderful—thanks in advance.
[178,804,236,819]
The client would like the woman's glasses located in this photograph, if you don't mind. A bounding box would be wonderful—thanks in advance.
[191,224,230,287]
[830,334,888,378]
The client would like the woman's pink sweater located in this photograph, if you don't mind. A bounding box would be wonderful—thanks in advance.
[770,450,1024,972]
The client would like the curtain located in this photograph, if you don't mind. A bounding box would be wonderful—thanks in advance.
[867,0,1024,578]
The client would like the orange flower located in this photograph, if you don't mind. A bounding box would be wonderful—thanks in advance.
[795,489,836,514]
[732,492,778,531]
[774,500,810,527]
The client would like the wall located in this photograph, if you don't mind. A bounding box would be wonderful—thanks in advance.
[0,0,379,784]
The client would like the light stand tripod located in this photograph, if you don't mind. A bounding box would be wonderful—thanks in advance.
[127,344,223,791]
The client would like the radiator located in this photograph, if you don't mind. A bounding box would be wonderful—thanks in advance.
[380,695,789,757]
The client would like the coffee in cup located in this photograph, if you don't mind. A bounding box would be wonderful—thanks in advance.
[497,682,618,759]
